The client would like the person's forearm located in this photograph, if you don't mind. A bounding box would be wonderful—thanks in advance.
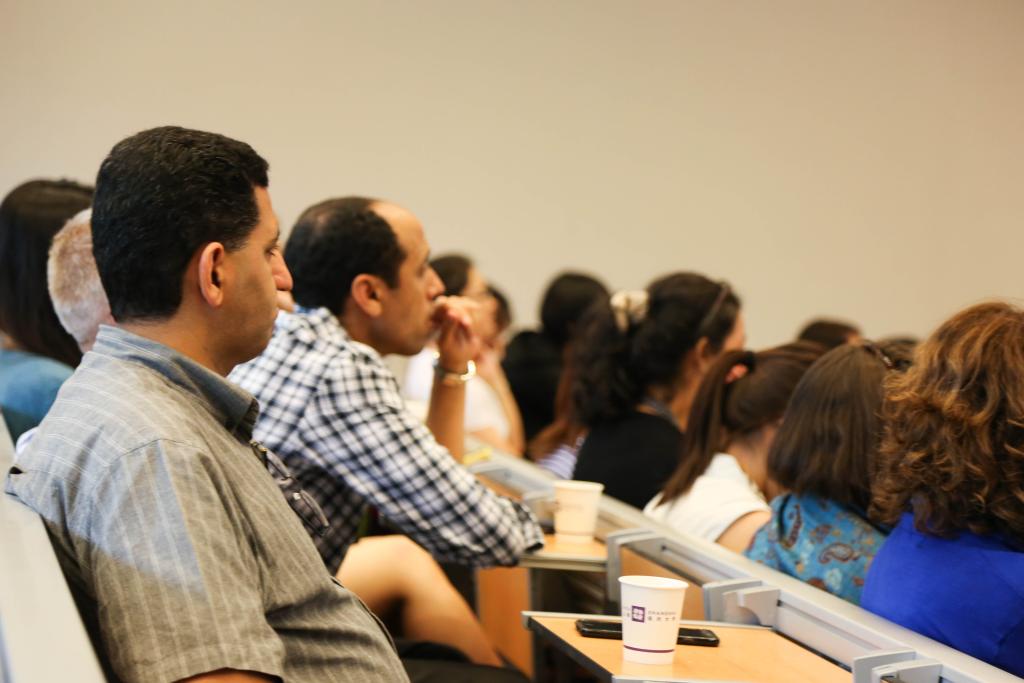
[480,370,525,455]
[428,297,477,461]
[493,379,525,455]
[427,378,466,461]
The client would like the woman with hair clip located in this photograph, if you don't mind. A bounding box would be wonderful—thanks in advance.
[862,302,1024,676]
[645,342,826,552]
[744,340,911,604]
[572,272,744,508]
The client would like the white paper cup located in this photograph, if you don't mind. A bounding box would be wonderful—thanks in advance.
[552,480,603,543]
[618,575,688,665]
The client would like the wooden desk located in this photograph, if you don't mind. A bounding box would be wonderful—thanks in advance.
[525,613,849,683]
[521,533,607,571]
[474,457,611,677]
[479,535,608,676]
[619,546,705,621]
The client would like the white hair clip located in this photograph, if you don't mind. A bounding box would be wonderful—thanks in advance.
[610,289,649,333]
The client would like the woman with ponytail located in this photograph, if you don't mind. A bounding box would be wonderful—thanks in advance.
[645,342,826,551]
[572,272,744,508]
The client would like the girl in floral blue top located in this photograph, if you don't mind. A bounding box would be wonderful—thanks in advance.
[745,341,911,604]
[747,493,885,603]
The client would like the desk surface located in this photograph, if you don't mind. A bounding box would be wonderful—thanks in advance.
[520,533,607,571]
[527,614,848,683]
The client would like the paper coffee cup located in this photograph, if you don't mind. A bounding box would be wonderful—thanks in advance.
[619,575,688,665]
[552,480,603,543]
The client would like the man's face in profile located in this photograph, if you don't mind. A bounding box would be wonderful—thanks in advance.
[368,203,444,356]
[220,187,293,365]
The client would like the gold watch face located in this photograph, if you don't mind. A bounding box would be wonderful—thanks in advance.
[434,359,475,386]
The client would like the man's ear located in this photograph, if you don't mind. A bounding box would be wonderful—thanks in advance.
[197,242,228,309]
[350,273,385,318]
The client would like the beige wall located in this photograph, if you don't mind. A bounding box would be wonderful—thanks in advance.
[3,0,1022,346]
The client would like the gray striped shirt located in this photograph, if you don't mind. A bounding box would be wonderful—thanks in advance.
[5,326,408,683]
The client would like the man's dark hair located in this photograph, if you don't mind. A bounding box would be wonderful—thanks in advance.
[285,197,405,314]
[91,126,269,321]
[0,179,93,366]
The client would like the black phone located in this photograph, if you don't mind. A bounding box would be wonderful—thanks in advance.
[574,619,719,647]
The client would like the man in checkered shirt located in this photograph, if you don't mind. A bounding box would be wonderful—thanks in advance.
[231,197,544,573]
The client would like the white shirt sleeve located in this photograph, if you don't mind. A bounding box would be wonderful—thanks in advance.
[644,453,769,542]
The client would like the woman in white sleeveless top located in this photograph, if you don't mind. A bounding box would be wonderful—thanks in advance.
[645,342,825,552]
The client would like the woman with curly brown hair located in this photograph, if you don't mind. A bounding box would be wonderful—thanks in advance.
[862,302,1024,677]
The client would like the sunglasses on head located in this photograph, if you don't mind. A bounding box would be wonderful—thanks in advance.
[695,281,731,338]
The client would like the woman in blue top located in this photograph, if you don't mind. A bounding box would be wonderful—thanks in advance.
[0,180,92,440]
[863,302,1024,677]
[745,340,911,604]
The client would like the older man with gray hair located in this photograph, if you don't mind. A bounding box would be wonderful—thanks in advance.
[15,209,113,454]
[46,208,113,353]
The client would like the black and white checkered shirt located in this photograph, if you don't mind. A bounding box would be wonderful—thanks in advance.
[231,307,544,572]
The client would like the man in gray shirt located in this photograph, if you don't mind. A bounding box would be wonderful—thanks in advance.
[5,127,408,683]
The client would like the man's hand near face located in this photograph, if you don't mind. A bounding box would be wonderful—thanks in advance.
[426,296,481,461]
[432,296,480,373]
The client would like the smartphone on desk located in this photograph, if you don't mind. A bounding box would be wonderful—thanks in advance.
[575,619,719,647]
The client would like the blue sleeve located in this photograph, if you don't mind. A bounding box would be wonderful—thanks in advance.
[1,360,72,440]
[995,613,1024,677]
[23,364,71,418]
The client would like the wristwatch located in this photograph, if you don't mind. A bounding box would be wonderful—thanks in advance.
[434,358,476,386]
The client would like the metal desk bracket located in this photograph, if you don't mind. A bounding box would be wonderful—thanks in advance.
[603,529,662,607]
[702,578,779,626]
[873,659,942,683]
[853,650,917,683]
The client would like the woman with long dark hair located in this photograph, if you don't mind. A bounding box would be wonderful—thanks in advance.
[744,340,911,604]
[646,342,824,551]
[505,271,609,445]
[571,272,743,508]
[0,179,92,440]
[863,302,1024,676]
